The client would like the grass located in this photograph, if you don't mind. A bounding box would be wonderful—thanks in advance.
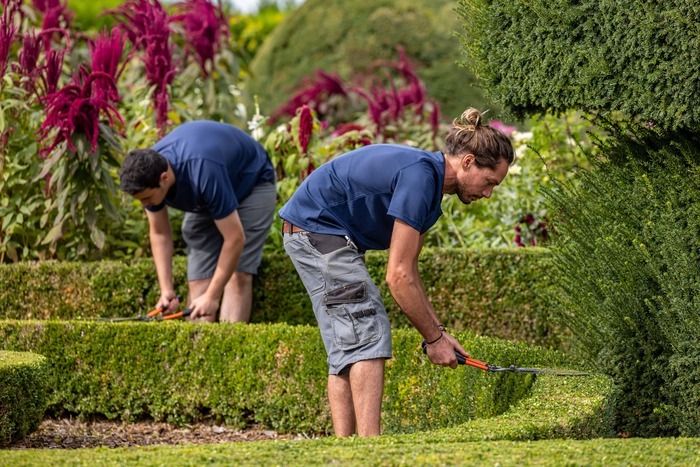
[2,437,700,466]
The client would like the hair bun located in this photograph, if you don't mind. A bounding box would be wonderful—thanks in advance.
[452,108,484,135]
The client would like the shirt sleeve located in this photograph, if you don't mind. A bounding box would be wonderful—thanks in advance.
[198,161,238,219]
[387,161,440,232]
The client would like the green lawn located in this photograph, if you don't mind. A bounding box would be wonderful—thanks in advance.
[2,437,699,466]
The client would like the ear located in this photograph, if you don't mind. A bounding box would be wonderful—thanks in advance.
[462,153,475,170]
[159,171,169,185]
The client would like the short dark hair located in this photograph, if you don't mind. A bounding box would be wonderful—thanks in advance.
[119,149,169,195]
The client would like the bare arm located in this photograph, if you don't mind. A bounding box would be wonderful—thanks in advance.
[386,220,467,367]
[146,208,178,312]
[188,210,245,318]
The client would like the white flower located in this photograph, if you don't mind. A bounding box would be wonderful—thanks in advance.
[247,99,267,141]
[513,131,533,143]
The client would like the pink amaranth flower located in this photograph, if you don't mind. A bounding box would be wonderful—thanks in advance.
[514,233,524,247]
[272,71,347,122]
[114,0,176,131]
[490,120,517,137]
[42,48,64,95]
[331,123,372,147]
[331,123,365,137]
[32,0,72,52]
[0,1,20,77]
[297,105,313,154]
[351,49,433,136]
[89,28,125,103]
[429,100,441,137]
[40,65,123,155]
[171,0,229,76]
[18,32,41,76]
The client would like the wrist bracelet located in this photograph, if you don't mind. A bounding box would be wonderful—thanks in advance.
[425,331,443,345]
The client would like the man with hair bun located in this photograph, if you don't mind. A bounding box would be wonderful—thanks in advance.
[279,108,514,437]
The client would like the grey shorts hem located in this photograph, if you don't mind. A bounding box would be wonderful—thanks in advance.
[329,353,393,376]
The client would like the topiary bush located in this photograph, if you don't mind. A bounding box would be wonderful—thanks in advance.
[546,124,700,436]
[248,0,493,119]
[0,351,49,447]
[0,249,566,348]
[458,0,700,131]
[0,320,608,436]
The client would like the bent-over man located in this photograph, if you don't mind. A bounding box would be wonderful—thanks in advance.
[279,108,514,436]
[119,120,276,322]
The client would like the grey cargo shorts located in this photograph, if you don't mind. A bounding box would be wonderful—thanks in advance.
[283,229,392,375]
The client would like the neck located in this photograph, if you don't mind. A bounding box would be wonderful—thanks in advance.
[442,153,459,194]
[165,164,176,190]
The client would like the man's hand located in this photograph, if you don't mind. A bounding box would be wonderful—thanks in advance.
[157,291,180,313]
[189,293,220,320]
[425,332,469,369]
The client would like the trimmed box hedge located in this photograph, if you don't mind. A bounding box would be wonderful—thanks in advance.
[0,248,566,348]
[0,351,48,447]
[0,320,607,437]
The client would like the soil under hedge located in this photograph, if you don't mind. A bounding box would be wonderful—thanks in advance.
[9,418,307,449]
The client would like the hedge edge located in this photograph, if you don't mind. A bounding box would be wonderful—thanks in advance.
[0,320,610,438]
[0,248,566,348]
[0,351,49,447]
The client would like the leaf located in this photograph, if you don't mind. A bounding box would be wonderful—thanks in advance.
[41,223,63,245]
[90,226,106,249]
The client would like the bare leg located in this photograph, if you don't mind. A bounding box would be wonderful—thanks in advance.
[328,374,356,436]
[219,272,253,323]
[187,279,216,323]
[349,359,384,437]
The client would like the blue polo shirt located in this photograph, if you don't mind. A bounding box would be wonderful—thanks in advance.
[279,144,445,251]
[146,121,275,219]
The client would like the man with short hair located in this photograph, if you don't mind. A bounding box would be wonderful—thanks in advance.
[119,120,276,322]
[279,108,514,436]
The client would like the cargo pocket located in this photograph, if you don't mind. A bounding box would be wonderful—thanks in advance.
[307,232,348,255]
[324,281,380,351]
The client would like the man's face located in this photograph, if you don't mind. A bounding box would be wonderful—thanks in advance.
[133,185,168,209]
[454,155,509,204]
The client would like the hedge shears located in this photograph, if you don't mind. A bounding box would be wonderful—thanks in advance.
[99,304,192,322]
[421,340,589,376]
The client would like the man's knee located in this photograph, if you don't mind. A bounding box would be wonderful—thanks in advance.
[226,271,253,290]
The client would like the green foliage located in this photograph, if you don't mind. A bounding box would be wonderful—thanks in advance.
[67,0,124,32]
[458,0,700,131]
[547,124,700,436]
[229,6,286,76]
[0,77,50,262]
[426,111,597,248]
[0,249,565,348]
[0,321,603,436]
[0,351,48,447]
[248,0,493,119]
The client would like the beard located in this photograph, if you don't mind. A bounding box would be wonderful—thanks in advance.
[457,186,476,204]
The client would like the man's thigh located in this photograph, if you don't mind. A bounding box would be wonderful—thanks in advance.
[180,182,276,280]
[284,232,392,375]
[236,182,276,275]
